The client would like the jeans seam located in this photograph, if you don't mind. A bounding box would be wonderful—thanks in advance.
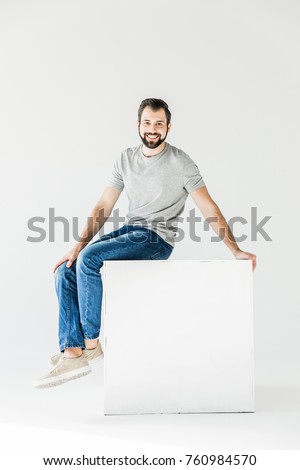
[80,256,103,339]
[66,276,71,345]
[84,262,90,338]
[60,343,85,352]
[84,334,99,340]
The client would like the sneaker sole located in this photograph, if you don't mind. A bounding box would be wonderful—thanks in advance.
[34,365,91,389]
[48,352,104,368]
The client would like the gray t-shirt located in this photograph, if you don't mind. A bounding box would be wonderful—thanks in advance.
[107,142,206,246]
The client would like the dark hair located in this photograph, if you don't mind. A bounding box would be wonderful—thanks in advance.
[138,98,171,126]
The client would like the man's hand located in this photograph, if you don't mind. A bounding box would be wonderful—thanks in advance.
[53,247,83,274]
[233,249,257,271]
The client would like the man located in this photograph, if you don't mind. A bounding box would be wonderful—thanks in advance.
[34,98,256,389]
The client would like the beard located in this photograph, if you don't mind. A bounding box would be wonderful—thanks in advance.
[138,127,168,149]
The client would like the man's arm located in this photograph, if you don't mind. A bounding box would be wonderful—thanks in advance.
[53,187,122,272]
[190,186,257,271]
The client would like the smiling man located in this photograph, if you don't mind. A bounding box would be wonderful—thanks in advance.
[34,98,256,389]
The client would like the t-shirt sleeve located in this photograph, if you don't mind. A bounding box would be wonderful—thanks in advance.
[106,155,124,191]
[182,155,206,193]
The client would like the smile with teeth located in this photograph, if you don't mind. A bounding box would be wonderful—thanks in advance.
[147,134,159,140]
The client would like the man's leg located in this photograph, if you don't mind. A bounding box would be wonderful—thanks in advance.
[55,225,172,355]
[34,226,172,388]
[53,226,131,356]
[54,260,85,356]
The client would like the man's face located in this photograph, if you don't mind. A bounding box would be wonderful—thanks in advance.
[138,106,171,149]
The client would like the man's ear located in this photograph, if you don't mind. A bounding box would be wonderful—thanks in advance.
[168,122,172,131]
[137,120,140,127]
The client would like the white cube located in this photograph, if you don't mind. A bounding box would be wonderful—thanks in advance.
[102,260,254,415]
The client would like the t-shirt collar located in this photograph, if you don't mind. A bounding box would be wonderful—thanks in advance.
[139,142,169,162]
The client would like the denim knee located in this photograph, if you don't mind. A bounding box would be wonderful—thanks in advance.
[76,247,103,273]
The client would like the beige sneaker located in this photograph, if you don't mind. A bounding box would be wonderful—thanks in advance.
[34,355,91,389]
[48,342,104,368]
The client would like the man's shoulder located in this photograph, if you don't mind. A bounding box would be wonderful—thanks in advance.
[166,143,194,169]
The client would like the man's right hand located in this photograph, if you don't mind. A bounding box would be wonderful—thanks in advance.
[53,247,83,274]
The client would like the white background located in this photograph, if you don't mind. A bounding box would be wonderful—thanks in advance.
[0,0,299,460]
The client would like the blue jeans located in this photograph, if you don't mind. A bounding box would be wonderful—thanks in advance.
[54,225,173,352]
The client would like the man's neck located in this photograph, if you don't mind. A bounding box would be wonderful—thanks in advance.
[142,141,167,158]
